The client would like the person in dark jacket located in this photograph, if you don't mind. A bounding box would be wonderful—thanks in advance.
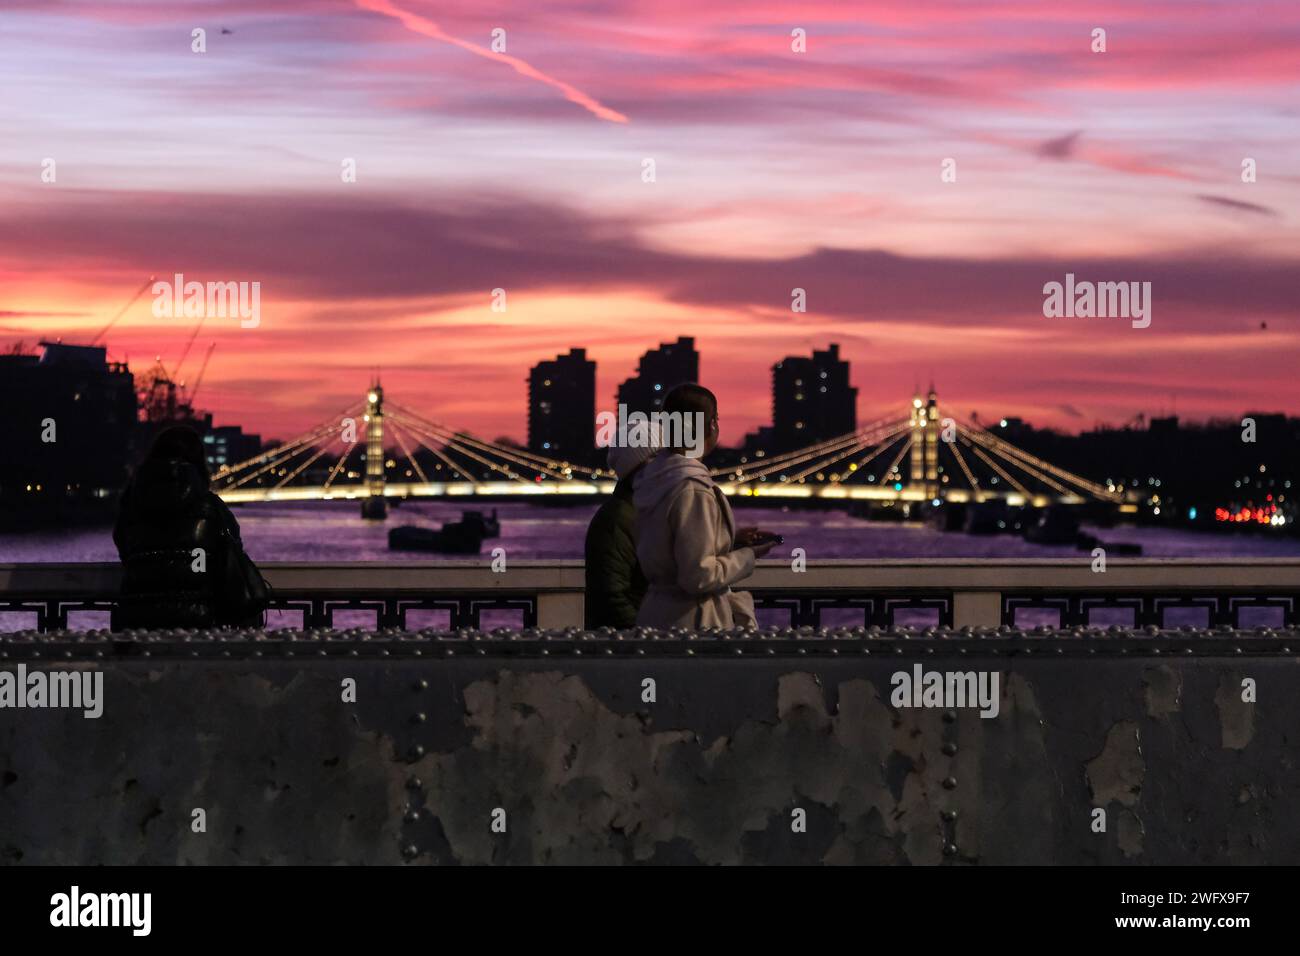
[111,425,262,630]
[584,441,659,628]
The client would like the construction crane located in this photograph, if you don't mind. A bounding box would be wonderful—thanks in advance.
[187,342,217,405]
[172,314,206,382]
[90,275,156,346]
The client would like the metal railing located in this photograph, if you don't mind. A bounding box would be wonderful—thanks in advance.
[2,559,1298,632]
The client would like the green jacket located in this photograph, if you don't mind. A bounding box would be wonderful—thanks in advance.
[584,474,648,628]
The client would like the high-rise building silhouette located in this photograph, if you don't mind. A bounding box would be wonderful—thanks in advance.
[527,348,596,463]
[770,343,856,451]
[204,424,262,471]
[617,336,699,415]
[0,341,137,526]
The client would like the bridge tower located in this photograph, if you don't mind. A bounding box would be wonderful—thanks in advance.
[924,384,940,496]
[909,385,940,498]
[360,382,387,519]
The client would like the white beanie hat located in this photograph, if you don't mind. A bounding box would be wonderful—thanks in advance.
[607,442,659,480]
[606,419,661,479]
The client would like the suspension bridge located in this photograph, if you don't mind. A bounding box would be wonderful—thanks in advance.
[211,384,1131,512]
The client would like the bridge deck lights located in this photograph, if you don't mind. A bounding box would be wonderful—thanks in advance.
[209,385,1127,509]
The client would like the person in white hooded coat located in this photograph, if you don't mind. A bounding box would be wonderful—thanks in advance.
[632,384,776,629]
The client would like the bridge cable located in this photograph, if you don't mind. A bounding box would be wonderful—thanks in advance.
[218,419,351,491]
[388,421,430,485]
[388,411,516,484]
[322,439,360,493]
[215,422,337,482]
[385,413,480,484]
[840,426,918,484]
[726,416,908,484]
[389,403,598,479]
[387,407,552,480]
[272,438,338,491]
[385,413,492,485]
[713,430,865,479]
[945,435,981,494]
[716,415,905,481]
[957,426,1108,500]
[213,401,363,480]
[877,435,914,484]
[961,438,1032,497]
[780,421,913,484]
[958,428,1073,497]
[951,417,1118,501]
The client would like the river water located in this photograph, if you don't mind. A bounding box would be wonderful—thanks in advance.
[3,499,1298,563]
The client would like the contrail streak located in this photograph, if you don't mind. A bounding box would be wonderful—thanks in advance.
[355,0,628,124]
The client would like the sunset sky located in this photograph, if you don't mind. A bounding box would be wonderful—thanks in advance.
[2,0,1298,444]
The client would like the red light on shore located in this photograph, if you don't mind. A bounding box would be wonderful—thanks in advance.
[1215,503,1280,525]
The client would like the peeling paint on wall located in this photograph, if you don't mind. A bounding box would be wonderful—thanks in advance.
[1115,808,1145,858]
[1143,665,1182,718]
[414,671,954,865]
[1214,673,1255,750]
[1086,721,1145,808]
